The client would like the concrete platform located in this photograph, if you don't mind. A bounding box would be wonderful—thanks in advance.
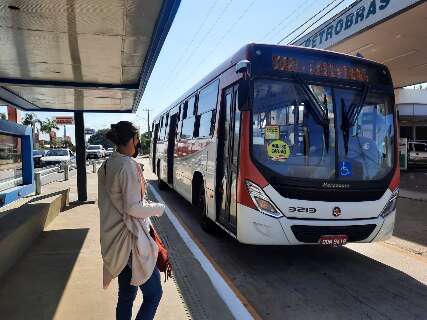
[0,187,69,280]
[0,166,233,320]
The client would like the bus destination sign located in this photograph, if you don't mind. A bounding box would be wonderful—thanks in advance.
[272,55,369,82]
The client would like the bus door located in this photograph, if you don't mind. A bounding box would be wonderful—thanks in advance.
[152,123,159,173]
[216,85,240,234]
[167,114,178,184]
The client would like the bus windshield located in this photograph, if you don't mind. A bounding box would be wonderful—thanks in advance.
[251,79,395,182]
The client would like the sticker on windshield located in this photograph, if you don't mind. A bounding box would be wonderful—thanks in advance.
[267,140,290,161]
[339,161,352,177]
[265,126,280,140]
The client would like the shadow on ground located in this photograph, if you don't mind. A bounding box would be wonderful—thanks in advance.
[62,200,97,212]
[151,178,427,320]
[0,228,89,320]
[394,198,427,247]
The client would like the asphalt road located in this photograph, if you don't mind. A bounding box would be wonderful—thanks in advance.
[143,160,427,320]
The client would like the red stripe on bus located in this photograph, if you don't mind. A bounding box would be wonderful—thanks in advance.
[237,111,268,209]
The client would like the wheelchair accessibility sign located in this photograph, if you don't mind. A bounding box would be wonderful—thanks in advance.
[339,161,352,177]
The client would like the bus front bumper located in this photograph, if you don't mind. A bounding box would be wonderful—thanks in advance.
[236,204,395,245]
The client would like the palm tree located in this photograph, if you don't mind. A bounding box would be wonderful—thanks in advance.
[22,113,42,148]
[40,119,59,147]
[22,113,37,127]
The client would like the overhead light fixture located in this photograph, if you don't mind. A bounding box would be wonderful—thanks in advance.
[382,50,417,64]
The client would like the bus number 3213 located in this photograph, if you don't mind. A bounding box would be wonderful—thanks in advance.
[288,207,317,214]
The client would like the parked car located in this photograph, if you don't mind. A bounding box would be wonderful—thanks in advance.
[33,149,47,167]
[41,149,75,168]
[86,145,106,159]
[408,141,427,165]
[105,147,114,157]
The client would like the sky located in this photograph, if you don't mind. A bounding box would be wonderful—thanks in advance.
[11,0,360,142]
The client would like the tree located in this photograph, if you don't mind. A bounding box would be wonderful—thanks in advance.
[22,113,42,148]
[88,129,114,148]
[140,132,151,155]
[22,113,37,127]
[40,119,59,146]
[0,113,6,120]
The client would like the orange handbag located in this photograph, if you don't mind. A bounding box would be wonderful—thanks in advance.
[149,225,172,282]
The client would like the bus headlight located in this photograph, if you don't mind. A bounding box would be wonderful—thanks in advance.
[380,189,399,218]
[245,180,283,218]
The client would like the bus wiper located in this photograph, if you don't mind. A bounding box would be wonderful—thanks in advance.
[341,84,369,154]
[294,75,330,151]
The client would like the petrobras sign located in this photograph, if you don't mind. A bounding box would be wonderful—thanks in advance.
[292,0,422,49]
[54,116,74,125]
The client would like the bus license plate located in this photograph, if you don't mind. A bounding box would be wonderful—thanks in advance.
[319,235,348,247]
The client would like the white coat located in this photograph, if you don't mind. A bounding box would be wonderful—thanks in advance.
[97,152,164,288]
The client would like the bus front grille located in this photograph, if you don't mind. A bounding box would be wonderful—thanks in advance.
[290,224,377,243]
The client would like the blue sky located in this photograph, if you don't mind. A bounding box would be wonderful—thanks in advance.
[12,0,358,141]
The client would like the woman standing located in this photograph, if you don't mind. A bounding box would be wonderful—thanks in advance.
[98,121,165,320]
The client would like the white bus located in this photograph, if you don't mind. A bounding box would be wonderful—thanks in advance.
[150,44,399,246]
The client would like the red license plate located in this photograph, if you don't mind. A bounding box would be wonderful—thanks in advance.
[319,235,348,247]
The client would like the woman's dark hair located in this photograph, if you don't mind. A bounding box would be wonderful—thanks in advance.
[105,121,138,146]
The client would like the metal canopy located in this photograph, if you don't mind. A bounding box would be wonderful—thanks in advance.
[0,0,180,112]
[291,0,427,88]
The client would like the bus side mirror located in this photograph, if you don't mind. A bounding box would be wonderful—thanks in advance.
[237,79,250,111]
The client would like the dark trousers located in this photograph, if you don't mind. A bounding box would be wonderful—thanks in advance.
[116,265,162,320]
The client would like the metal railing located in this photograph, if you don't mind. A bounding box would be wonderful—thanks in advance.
[35,164,70,195]
[0,177,23,192]
[34,160,104,195]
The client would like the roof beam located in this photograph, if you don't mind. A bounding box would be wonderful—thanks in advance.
[0,86,40,110]
[0,78,139,91]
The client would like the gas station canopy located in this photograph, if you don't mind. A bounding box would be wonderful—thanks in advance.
[0,0,180,112]
[292,0,427,88]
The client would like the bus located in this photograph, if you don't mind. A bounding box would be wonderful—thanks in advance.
[150,44,399,246]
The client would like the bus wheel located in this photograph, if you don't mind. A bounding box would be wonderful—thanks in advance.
[198,185,215,233]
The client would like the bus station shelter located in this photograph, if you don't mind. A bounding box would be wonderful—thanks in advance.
[0,0,180,201]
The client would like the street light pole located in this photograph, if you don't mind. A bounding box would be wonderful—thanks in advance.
[142,108,151,134]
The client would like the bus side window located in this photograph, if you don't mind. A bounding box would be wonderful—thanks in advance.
[197,111,216,138]
[187,95,196,117]
[181,117,196,139]
[176,120,182,141]
[198,80,219,115]
[159,116,164,140]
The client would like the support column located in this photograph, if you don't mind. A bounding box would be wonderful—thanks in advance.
[74,111,87,201]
